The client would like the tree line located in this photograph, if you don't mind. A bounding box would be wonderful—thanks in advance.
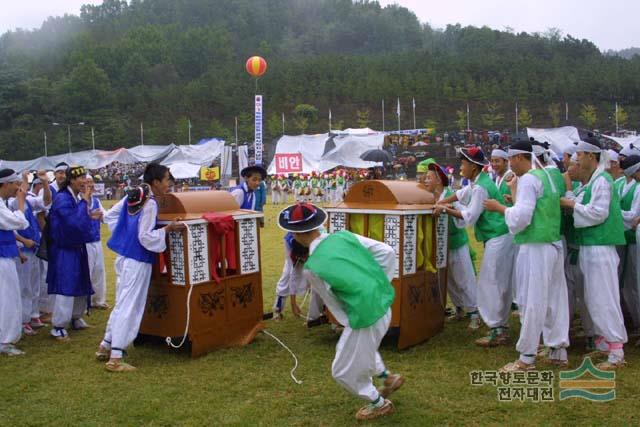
[1,0,639,159]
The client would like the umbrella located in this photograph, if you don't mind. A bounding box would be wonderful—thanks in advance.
[360,149,393,163]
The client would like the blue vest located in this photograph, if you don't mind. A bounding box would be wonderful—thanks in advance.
[0,229,19,258]
[88,196,101,243]
[255,182,267,212]
[50,186,58,200]
[231,183,255,210]
[17,202,41,252]
[107,201,157,264]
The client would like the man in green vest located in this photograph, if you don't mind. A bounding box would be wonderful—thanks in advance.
[562,152,596,350]
[559,135,628,370]
[619,155,640,338]
[490,148,514,206]
[484,140,570,372]
[278,203,404,421]
[437,146,516,347]
[424,161,480,330]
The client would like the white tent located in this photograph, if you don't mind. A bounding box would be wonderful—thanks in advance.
[319,133,384,171]
[165,162,203,179]
[602,134,640,148]
[0,141,223,173]
[267,134,330,174]
[527,126,581,155]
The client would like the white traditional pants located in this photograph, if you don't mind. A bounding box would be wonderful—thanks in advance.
[0,258,22,345]
[87,241,107,306]
[515,243,570,363]
[477,233,515,329]
[52,295,86,328]
[16,251,41,322]
[38,260,54,314]
[102,257,152,358]
[565,246,594,336]
[579,246,628,345]
[621,243,640,329]
[447,244,477,311]
[332,309,391,402]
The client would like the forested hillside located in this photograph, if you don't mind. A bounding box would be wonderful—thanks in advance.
[1,0,639,159]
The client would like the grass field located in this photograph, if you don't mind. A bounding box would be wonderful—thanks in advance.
[1,201,639,426]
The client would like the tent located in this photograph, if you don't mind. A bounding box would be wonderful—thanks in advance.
[267,134,330,174]
[526,126,581,155]
[602,134,640,148]
[319,134,384,171]
[0,141,223,173]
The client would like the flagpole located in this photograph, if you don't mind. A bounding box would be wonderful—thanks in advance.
[188,119,192,145]
[412,98,416,130]
[381,99,385,132]
[44,131,47,157]
[140,122,144,146]
[615,102,619,133]
[281,113,285,135]
[466,103,470,131]
[397,97,401,132]
[329,109,332,132]
[515,102,519,136]
[235,116,239,182]
[565,102,569,122]
[91,126,96,151]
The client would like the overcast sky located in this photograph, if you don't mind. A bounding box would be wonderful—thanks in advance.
[1,0,638,51]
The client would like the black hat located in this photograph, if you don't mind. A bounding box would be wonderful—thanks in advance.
[458,146,488,166]
[510,139,533,153]
[278,203,327,233]
[241,165,267,180]
[126,183,151,215]
[621,154,640,176]
[427,162,449,187]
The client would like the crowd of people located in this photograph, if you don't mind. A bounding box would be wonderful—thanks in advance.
[1,133,639,420]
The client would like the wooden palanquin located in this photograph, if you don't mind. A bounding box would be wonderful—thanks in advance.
[139,190,264,357]
[325,180,449,349]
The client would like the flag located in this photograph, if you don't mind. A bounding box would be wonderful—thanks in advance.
[329,109,332,120]
[412,98,416,109]
[396,98,401,117]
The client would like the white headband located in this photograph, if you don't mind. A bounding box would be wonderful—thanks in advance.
[570,153,578,162]
[54,165,68,172]
[0,173,22,184]
[575,140,602,153]
[607,150,619,162]
[507,148,531,157]
[491,149,508,160]
[624,162,640,177]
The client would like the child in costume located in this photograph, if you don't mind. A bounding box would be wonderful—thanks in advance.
[0,169,30,355]
[230,165,267,210]
[96,163,183,372]
[278,202,405,421]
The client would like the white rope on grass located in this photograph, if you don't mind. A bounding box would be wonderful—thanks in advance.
[166,222,193,349]
[262,329,303,385]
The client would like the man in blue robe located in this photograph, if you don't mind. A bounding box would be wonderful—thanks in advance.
[47,166,103,341]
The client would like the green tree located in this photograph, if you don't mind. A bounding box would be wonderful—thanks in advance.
[423,118,438,131]
[293,104,318,133]
[455,109,468,130]
[356,109,370,128]
[265,113,284,139]
[63,59,112,112]
[518,106,533,128]
[579,104,597,128]
[615,105,629,129]
[548,103,561,127]
[481,103,504,128]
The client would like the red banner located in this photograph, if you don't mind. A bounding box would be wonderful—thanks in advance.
[274,153,303,173]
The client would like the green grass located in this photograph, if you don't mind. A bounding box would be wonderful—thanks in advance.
[1,201,639,426]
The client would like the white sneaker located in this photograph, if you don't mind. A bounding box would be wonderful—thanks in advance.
[71,318,91,330]
[468,316,482,330]
[0,344,25,356]
[50,327,70,342]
